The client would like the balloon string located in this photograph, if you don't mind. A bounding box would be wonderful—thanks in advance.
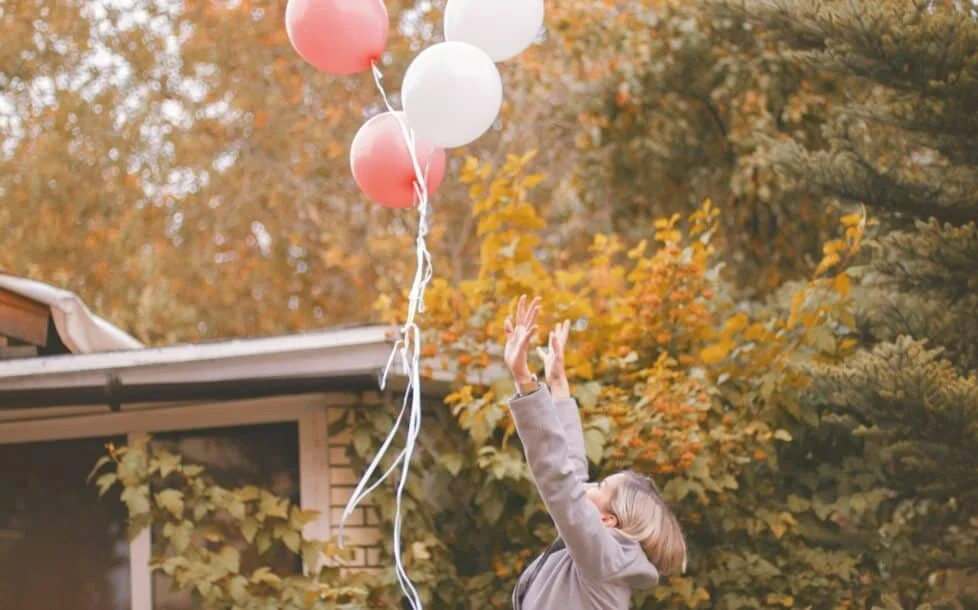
[337,60,433,610]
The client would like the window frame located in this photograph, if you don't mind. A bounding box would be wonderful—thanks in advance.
[0,393,334,610]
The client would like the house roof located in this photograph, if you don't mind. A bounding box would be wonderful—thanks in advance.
[0,324,405,409]
[0,275,464,413]
[0,274,143,355]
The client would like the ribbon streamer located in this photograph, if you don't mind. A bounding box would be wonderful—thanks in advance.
[337,61,434,610]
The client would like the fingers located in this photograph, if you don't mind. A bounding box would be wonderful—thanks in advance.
[524,297,541,327]
[503,317,513,336]
[513,294,541,327]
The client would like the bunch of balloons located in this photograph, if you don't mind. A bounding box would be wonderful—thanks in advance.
[285,4,544,607]
[285,0,545,208]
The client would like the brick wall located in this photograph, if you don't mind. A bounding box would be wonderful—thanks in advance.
[325,392,384,571]
[321,389,448,573]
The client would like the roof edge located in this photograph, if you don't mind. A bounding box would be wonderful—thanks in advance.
[0,274,143,353]
[0,325,402,408]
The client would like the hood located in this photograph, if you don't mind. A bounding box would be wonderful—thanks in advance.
[613,530,660,589]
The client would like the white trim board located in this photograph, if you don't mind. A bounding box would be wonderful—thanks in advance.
[0,325,398,390]
[0,393,355,445]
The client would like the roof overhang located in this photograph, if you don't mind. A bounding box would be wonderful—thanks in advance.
[0,325,417,409]
[0,274,143,354]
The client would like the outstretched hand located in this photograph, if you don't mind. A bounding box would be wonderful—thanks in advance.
[503,295,540,385]
[537,319,571,399]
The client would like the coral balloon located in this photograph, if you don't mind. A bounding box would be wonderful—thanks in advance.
[285,0,389,75]
[350,112,447,209]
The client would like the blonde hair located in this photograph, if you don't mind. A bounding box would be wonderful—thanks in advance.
[609,470,688,576]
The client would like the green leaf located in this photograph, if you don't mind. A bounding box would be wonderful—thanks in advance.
[663,478,692,502]
[169,522,191,552]
[574,382,602,410]
[196,581,212,597]
[228,499,247,521]
[490,459,507,480]
[281,530,301,553]
[787,494,811,512]
[353,428,372,457]
[120,485,151,515]
[440,451,464,476]
[256,531,272,555]
[156,452,182,477]
[182,464,205,477]
[228,575,250,604]
[584,428,606,464]
[236,486,262,502]
[96,473,117,497]
[218,545,241,573]
[481,493,504,525]
[155,489,185,518]
[250,567,281,586]
[259,492,289,520]
[193,501,212,521]
[588,415,612,435]
[290,507,321,529]
[240,518,260,543]
[301,540,324,571]
[87,454,113,482]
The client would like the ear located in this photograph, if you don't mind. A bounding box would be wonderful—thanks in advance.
[600,511,619,529]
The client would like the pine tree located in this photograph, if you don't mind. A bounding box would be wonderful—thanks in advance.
[711,0,978,605]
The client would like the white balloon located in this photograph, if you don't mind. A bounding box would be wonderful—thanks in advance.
[444,0,545,62]
[402,41,503,149]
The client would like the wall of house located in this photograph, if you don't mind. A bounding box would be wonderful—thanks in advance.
[0,386,425,586]
[325,390,384,572]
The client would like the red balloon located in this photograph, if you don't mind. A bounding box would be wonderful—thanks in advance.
[285,0,389,75]
[350,112,447,209]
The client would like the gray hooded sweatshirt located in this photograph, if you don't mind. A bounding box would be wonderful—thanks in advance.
[508,385,660,609]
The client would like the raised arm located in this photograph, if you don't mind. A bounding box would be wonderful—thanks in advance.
[553,396,587,484]
[538,320,588,483]
[503,300,624,579]
[509,384,626,579]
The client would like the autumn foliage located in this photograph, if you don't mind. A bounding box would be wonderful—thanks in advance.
[8,0,978,608]
[368,150,867,608]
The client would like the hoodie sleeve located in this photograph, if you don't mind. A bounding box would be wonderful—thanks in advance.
[554,396,588,484]
[509,385,626,580]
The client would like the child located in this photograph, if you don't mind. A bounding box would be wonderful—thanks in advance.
[503,296,687,609]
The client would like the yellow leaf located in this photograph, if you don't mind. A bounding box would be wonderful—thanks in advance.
[522,173,546,188]
[699,341,733,365]
[841,212,862,227]
[627,240,648,259]
[656,229,681,243]
[723,312,749,334]
[822,239,845,255]
[765,593,796,606]
[815,253,841,275]
[833,272,851,297]
[786,290,805,328]
[461,156,479,179]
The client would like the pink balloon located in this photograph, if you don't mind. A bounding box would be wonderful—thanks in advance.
[285,0,389,76]
[350,112,447,209]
